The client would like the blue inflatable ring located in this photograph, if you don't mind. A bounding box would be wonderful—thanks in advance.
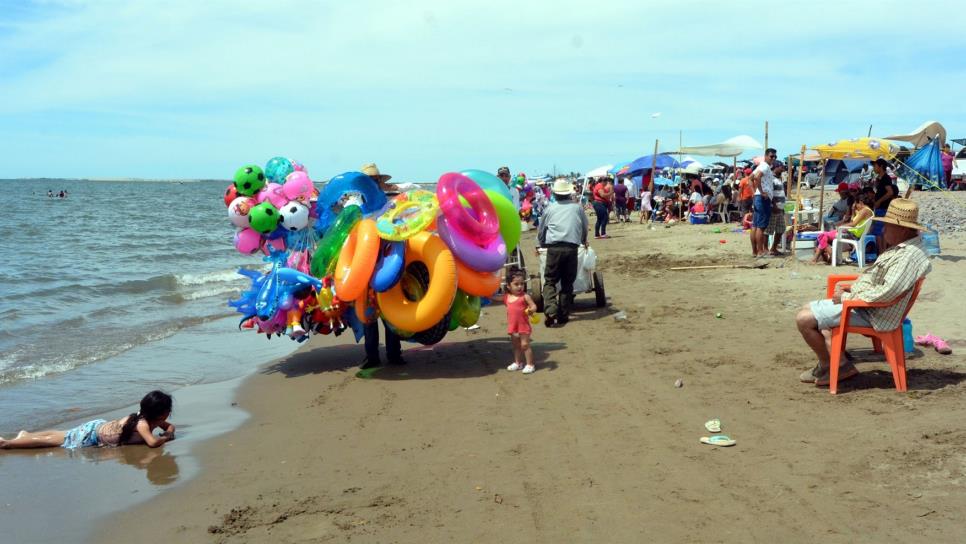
[370,241,405,292]
[314,171,388,234]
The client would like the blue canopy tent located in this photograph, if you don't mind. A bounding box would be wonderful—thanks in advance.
[900,138,945,189]
[629,174,676,187]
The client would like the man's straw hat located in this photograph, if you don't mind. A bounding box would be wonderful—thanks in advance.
[360,163,391,183]
[551,178,574,195]
[871,198,927,231]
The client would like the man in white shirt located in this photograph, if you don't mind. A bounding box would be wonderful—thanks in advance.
[751,148,777,257]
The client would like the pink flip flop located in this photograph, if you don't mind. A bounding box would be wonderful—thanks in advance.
[915,333,939,347]
[934,338,953,355]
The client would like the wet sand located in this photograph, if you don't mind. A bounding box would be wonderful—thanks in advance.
[92,192,966,543]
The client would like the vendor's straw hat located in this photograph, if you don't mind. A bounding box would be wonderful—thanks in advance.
[871,198,927,231]
[360,163,392,183]
[551,179,574,195]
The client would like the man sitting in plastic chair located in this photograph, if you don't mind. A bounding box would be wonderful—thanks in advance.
[794,198,931,388]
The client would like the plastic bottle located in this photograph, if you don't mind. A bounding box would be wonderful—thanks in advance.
[902,318,914,353]
[921,225,941,256]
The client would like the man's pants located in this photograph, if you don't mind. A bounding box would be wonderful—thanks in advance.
[364,319,401,363]
[543,245,579,320]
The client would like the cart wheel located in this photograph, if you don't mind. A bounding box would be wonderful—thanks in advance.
[593,272,606,308]
[529,275,544,312]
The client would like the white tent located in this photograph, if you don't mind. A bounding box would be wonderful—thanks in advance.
[885,121,946,148]
[676,135,763,157]
[584,164,613,178]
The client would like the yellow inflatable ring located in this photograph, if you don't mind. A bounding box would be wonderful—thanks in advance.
[334,219,380,302]
[376,190,439,241]
[377,231,457,332]
[454,258,501,297]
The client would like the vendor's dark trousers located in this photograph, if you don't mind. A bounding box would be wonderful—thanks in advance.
[592,201,609,236]
[542,244,579,321]
[364,320,401,363]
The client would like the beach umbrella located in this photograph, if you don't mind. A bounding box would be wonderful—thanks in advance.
[608,161,632,176]
[584,164,614,178]
[813,137,899,161]
[625,154,679,174]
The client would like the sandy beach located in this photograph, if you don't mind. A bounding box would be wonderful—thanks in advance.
[94,192,966,543]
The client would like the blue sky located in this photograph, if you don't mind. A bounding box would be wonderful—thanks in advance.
[1,0,964,181]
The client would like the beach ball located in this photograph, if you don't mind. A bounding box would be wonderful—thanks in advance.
[279,201,310,231]
[228,196,257,228]
[256,182,288,208]
[224,183,238,206]
[248,202,280,233]
[283,171,314,203]
[264,156,294,184]
[235,228,262,254]
[234,165,266,196]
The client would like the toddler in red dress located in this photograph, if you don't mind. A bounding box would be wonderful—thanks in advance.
[501,268,538,374]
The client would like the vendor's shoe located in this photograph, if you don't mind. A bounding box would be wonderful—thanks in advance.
[360,357,382,370]
[545,315,557,327]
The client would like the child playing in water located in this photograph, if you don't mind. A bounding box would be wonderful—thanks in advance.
[495,268,538,374]
[0,390,175,450]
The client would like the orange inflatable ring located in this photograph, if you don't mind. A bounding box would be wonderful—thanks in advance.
[334,219,380,302]
[354,288,378,324]
[454,258,501,297]
[377,231,457,332]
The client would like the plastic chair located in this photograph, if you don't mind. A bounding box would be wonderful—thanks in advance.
[831,217,875,268]
[713,201,739,223]
[825,274,925,395]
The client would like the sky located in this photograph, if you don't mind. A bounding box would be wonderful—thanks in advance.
[1,0,965,181]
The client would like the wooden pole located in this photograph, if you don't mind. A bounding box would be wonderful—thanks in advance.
[791,145,806,257]
[648,138,659,225]
[817,158,828,229]
[764,121,769,151]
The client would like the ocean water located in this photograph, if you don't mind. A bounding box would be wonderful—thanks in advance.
[0,179,300,433]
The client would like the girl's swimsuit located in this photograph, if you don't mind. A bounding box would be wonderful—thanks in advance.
[62,419,107,449]
[505,294,532,336]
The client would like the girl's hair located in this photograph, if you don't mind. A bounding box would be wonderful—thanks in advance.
[506,266,526,285]
[119,390,173,445]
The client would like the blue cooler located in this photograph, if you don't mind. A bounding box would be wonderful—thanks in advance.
[689,214,708,224]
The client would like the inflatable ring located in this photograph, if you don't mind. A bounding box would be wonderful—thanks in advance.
[314,171,388,234]
[485,189,521,254]
[450,289,481,328]
[436,172,499,244]
[377,231,457,332]
[436,215,506,272]
[376,190,439,241]
[310,205,361,278]
[370,241,405,292]
[411,311,450,345]
[460,169,513,203]
[454,257,501,297]
[334,219,380,301]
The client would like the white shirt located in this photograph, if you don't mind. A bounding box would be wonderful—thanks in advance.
[753,162,775,199]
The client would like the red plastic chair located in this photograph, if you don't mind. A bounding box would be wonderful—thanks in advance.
[825,274,925,395]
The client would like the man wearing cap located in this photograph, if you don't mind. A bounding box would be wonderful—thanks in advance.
[751,148,777,257]
[359,163,405,368]
[537,179,589,327]
[497,167,521,211]
[795,198,931,387]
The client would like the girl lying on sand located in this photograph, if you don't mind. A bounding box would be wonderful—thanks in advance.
[0,390,175,450]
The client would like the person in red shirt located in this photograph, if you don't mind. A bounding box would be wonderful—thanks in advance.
[592,177,613,238]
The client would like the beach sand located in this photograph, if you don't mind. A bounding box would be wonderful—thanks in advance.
[95,193,966,543]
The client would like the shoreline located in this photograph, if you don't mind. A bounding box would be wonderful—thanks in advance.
[96,219,966,543]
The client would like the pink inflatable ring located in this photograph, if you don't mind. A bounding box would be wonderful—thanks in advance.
[435,172,499,244]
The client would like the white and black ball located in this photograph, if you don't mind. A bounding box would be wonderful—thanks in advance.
[278,201,310,231]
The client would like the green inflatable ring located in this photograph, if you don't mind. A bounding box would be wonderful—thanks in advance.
[311,206,362,278]
[484,190,520,254]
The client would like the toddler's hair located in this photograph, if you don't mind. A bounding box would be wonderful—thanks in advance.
[506,266,526,285]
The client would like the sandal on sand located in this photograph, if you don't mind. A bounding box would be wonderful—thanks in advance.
[814,363,859,387]
[704,419,721,433]
[934,338,953,355]
[915,334,939,347]
[700,435,736,447]
[522,365,536,374]
[507,362,522,371]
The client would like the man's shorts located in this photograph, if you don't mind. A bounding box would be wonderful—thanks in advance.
[809,299,872,330]
[752,195,771,229]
